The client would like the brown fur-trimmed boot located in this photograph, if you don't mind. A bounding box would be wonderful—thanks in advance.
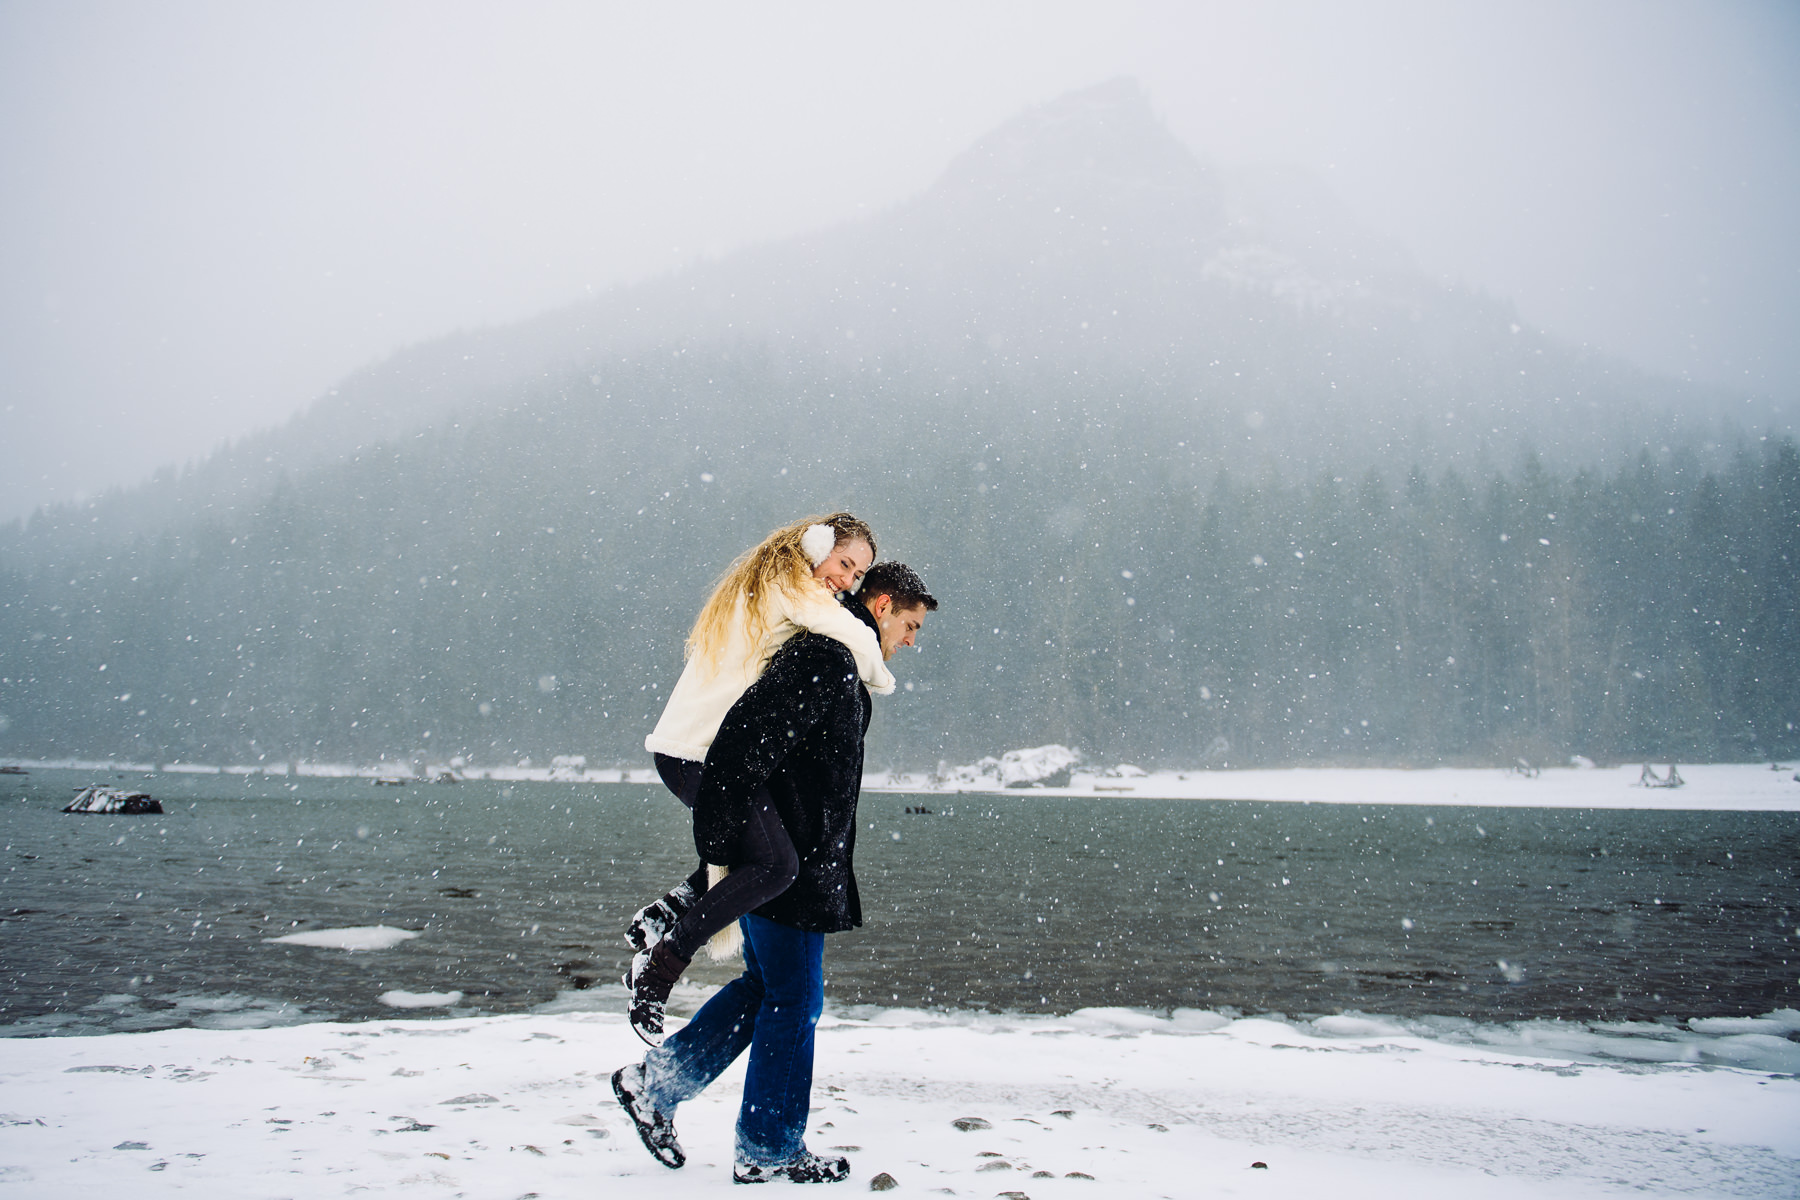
[625,939,690,1047]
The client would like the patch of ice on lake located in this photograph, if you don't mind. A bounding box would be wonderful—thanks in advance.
[265,925,420,951]
[1312,1014,1408,1038]
[1167,1007,1232,1032]
[1066,1006,1170,1033]
[192,1006,311,1031]
[1688,1009,1800,1035]
[172,993,259,1011]
[82,995,142,1011]
[378,990,464,1009]
[158,993,319,1030]
[1697,1034,1800,1073]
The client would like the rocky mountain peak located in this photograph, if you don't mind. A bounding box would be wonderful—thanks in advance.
[915,75,1225,247]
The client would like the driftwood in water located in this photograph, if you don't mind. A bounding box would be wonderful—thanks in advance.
[63,785,163,814]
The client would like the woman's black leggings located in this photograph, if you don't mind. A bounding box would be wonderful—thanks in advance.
[652,753,798,962]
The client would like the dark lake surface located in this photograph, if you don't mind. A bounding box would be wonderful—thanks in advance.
[2,768,1796,1035]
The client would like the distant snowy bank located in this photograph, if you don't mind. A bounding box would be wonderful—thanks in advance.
[868,759,1800,811]
[6,754,1798,810]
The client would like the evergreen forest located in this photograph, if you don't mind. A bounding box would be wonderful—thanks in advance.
[2,350,1793,772]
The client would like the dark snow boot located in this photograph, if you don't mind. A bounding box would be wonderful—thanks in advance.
[733,1149,851,1184]
[625,939,690,1047]
[625,882,697,952]
[611,1062,684,1168]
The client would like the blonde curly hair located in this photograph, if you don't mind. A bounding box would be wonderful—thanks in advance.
[686,512,877,669]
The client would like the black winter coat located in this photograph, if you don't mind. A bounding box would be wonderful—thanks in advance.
[693,599,874,933]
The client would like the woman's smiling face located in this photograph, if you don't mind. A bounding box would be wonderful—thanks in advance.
[812,538,873,594]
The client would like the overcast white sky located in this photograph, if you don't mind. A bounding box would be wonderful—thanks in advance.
[2,0,1796,523]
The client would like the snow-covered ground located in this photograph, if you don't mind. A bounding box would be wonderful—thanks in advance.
[1,996,1794,1198]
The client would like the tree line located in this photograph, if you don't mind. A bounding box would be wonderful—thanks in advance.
[1,352,1794,770]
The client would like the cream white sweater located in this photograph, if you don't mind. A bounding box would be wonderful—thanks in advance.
[643,585,895,762]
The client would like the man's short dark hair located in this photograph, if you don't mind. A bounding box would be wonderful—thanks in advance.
[858,562,938,612]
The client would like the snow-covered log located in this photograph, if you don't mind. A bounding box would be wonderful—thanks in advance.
[1637,763,1685,789]
[932,745,1082,789]
[999,744,1081,787]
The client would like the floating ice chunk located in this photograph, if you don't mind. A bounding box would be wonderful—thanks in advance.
[1697,1033,1800,1073]
[1066,1007,1168,1033]
[378,990,464,1009]
[1167,1008,1231,1032]
[1564,1035,1699,1064]
[1765,1008,1800,1031]
[83,994,142,1010]
[265,926,420,951]
[1589,1020,1687,1039]
[194,1012,278,1031]
[173,993,257,1011]
[1688,1011,1800,1035]
[1312,1014,1407,1039]
[187,1000,311,1030]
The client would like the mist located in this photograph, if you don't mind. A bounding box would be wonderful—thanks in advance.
[5,6,1800,1161]
[2,0,1796,523]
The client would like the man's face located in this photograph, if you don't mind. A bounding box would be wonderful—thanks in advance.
[870,596,928,660]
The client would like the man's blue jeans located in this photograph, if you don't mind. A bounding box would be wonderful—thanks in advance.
[641,912,825,1165]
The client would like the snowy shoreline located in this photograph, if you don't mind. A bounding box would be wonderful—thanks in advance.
[1,998,1795,1198]
[908,761,1800,812]
[7,758,1798,811]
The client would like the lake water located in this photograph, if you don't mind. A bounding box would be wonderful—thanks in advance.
[2,768,1795,1036]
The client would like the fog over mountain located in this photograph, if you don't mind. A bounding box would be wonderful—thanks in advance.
[12,82,1781,549]
[2,83,1795,771]
[9,2,1799,530]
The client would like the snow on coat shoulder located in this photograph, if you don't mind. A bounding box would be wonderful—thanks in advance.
[783,585,895,695]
